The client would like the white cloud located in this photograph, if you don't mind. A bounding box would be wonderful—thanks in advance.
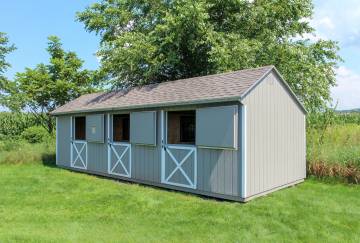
[312,0,360,47]
[331,66,360,110]
[309,1,360,110]
[314,17,335,31]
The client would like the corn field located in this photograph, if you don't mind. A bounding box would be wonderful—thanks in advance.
[0,112,40,139]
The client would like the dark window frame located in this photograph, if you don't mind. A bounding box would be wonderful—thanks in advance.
[74,116,86,141]
[112,114,130,142]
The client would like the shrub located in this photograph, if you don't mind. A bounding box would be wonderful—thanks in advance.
[0,112,40,138]
[0,140,55,165]
[21,126,49,143]
[0,139,22,151]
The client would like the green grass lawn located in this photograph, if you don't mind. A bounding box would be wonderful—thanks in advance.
[0,163,359,242]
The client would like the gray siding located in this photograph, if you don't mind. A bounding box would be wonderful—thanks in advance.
[57,116,71,167]
[242,71,306,198]
[132,145,161,182]
[197,148,240,196]
[87,142,108,173]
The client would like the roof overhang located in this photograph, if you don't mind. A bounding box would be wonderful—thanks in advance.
[51,96,242,116]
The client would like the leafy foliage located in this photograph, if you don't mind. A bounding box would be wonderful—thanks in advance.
[0,32,16,83]
[21,126,50,144]
[0,112,40,139]
[77,0,341,112]
[0,36,100,133]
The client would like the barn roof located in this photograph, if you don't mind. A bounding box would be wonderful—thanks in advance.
[51,65,306,115]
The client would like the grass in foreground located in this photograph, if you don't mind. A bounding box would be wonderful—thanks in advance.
[0,163,359,242]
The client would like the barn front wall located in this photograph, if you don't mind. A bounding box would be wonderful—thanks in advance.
[55,102,243,200]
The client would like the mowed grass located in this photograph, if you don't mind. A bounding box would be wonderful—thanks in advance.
[0,164,359,242]
[307,124,360,167]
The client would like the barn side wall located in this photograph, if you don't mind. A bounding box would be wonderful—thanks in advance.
[55,102,242,200]
[241,71,306,198]
[56,116,71,167]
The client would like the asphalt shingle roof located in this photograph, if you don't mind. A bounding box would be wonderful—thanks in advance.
[51,65,274,115]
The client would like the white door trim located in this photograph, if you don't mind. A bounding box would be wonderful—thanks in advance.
[163,145,197,189]
[108,142,131,177]
[161,110,165,183]
[71,140,87,170]
[70,116,73,167]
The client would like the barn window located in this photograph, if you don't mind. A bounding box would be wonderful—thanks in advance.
[113,114,130,142]
[74,116,86,140]
[167,110,195,144]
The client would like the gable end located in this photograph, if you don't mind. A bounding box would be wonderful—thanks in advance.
[240,67,307,114]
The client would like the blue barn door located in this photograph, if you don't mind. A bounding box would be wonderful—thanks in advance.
[107,114,132,178]
[70,116,87,170]
[161,111,197,189]
[108,142,131,177]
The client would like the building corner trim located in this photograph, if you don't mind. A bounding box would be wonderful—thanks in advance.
[241,104,247,198]
[55,117,58,165]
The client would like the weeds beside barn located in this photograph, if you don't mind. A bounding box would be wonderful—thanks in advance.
[307,112,360,184]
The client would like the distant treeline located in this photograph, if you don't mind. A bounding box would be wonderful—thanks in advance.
[0,112,40,139]
[307,112,360,129]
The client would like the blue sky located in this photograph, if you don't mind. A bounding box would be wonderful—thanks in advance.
[311,0,360,110]
[0,0,100,78]
[1,0,359,110]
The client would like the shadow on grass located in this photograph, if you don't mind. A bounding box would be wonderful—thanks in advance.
[41,153,56,168]
[62,165,241,203]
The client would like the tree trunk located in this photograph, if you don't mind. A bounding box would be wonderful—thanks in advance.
[46,114,54,134]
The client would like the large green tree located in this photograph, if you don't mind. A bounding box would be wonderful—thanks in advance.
[0,32,16,84]
[0,36,98,133]
[77,0,341,112]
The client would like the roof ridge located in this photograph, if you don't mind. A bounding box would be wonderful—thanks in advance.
[99,65,274,95]
[142,65,274,88]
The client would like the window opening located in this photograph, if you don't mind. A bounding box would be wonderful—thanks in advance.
[167,110,195,144]
[75,116,86,140]
[113,114,130,142]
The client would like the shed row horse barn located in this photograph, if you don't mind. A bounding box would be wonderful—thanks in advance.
[52,66,306,202]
